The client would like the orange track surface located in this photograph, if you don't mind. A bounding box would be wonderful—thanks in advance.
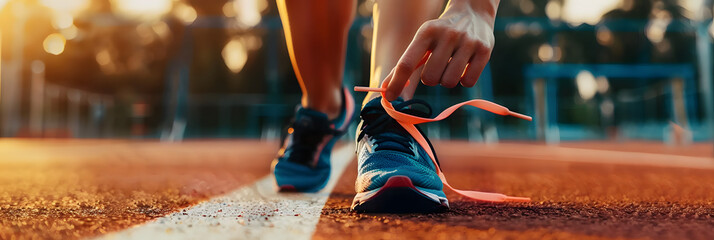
[0,139,712,239]
[0,139,275,240]
[315,141,714,240]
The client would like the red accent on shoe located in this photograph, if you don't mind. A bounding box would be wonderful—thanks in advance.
[277,185,297,192]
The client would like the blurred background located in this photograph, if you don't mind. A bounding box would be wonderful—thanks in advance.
[0,0,713,145]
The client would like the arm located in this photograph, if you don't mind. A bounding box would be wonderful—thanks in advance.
[366,0,444,103]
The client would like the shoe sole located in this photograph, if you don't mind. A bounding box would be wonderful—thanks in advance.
[351,176,449,213]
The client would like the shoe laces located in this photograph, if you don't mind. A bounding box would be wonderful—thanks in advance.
[281,87,355,167]
[358,99,433,155]
[355,81,532,203]
[281,114,336,166]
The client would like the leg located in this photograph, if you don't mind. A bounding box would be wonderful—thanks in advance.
[365,0,444,104]
[272,1,357,192]
[277,0,356,118]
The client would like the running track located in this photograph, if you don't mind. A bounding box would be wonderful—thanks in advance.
[0,139,712,239]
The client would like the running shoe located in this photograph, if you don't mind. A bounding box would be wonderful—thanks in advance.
[271,88,355,192]
[351,97,449,213]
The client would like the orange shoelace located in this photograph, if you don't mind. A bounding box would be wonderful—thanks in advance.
[354,80,532,203]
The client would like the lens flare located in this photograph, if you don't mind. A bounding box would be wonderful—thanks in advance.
[680,0,704,19]
[39,0,89,14]
[112,0,172,20]
[233,0,266,27]
[538,44,554,62]
[52,12,73,29]
[61,26,79,40]
[222,38,248,74]
[596,27,613,46]
[576,70,598,100]
[561,0,619,25]
[173,2,197,24]
[43,33,66,55]
[545,1,561,20]
[0,0,8,11]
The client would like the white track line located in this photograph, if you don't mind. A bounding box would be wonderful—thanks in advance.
[95,145,354,240]
[553,147,714,169]
[453,143,714,170]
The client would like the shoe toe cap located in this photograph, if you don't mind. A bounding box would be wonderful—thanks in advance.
[273,160,331,192]
[356,151,442,193]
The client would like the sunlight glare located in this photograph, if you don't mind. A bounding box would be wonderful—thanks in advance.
[43,33,66,55]
[233,0,267,27]
[646,3,672,44]
[40,0,89,14]
[538,44,554,62]
[223,2,236,17]
[113,0,172,20]
[222,38,248,73]
[52,12,74,29]
[0,0,8,11]
[596,76,609,94]
[561,0,619,25]
[576,71,598,100]
[152,21,171,41]
[596,27,613,46]
[61,25,79,40]
[679,0,703,19]
[173,2,197,24]
[545,1,561,20]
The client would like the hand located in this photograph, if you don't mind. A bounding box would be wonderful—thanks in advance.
[384,0,498,101]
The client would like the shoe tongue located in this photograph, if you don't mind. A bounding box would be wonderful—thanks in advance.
[297,107,328,119]
[295,107,331,129]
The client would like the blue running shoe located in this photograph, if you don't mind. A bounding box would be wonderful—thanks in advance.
[351,97,449,213]
[272,88,355,192]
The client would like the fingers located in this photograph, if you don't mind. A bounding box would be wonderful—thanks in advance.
[419,30,491,89]
[440,43,475,88]
[461,48,490,87]
[386,19,495,100]
[385,32,433,101]
[381,67,395,89]
[421,36,456,87]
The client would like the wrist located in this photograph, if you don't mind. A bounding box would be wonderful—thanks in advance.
[447,0,499,24]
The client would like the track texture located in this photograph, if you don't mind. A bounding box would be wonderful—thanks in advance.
[1,140,711,239]
[315,141,714,240]
[0,140,274,240]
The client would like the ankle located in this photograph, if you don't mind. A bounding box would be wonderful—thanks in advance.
[303,89,343,119]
